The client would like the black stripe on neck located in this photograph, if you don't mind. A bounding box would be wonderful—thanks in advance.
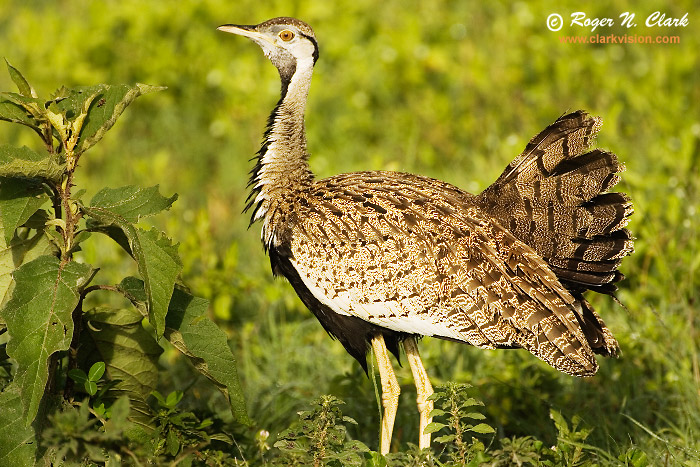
[300,33,320,64]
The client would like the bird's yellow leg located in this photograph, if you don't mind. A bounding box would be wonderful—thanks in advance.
[371,334,400,455]
[404,336,434,450]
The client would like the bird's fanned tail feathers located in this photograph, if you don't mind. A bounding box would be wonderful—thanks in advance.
[477,111,633,357]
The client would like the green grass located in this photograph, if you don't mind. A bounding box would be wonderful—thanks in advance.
[1,0,698,464]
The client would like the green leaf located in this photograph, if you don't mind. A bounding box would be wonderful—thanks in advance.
[620,447,649,467]
[81,307,162,427]
[5,60,36,98]
[88,361,106,381]
[0,178,48,244]
[459,397,483,408]
[0,93,45,123]
[469,423,495,434]
[83,205,182,337]
[465,412,486,420]
[0,229,55,307]
[150,390,167,406]
[67,368,88,384]
[0,383,37,466]
[0,98,41,132]
[90,185,178,223]
[198,419,214,429]
[423,421,446,434]
[51,85,104,122]
[434,434,456,444]
[76,83,165,155]
[364,451,388,467]
[132,227,181,337]
[0,145,64,182]
[47,85,107,154]
[120,277,250,424]
[166,288,249,424]
[103,396,132,438]
[549,409,569,436]
[165,390,183,408]
[84,380,98,396]
[0,255,94,424]
[166,429,180,456]
[93,402,106,418]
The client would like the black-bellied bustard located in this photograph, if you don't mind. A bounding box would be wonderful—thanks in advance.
[218,17,633,454]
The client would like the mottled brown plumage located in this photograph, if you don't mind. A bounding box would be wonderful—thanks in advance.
[219,17,633,452]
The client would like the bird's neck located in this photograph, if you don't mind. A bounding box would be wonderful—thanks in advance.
[247,56,315,247]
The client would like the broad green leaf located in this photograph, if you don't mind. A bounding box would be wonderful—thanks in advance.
[549,409,569,436]
[120,276,250,424]
[83,205,181,337]
[0,228,54,307]
[81,306,162,426]
[0,98,40,132]
[433,434,456,444]
[51,85,105,122]
[76,83,165,155]
[0,93,44,122]
[424,421,446,434]
[0,178,48,243]
[48,85,106,153]
[131,228,181,337]
[165,390,183,408]
[67,368,88,384]
[5,60,36,98]
[0,145,64,182]
[149,390,167,407]
[85,380,98,396]
[88,361,106,381]
[90,185,177,222]
[0,255,94,424]
[469,423,496,434]
[0,383,37,466]
[164,286,249,424]
[107,395,131,426]
[166,429,179,456]
[364,451,388,467]
[101,396,134,443]
[459,397,482,408]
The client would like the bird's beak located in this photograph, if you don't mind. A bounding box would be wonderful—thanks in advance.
[217,24,276,47]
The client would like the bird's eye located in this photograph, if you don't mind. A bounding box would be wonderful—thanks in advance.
[279,29,295,41]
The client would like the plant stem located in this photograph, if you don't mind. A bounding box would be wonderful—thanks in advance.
[314,397,331,467]
[82,284,120,295]
[57,172,76,261]
[449,386,467,464]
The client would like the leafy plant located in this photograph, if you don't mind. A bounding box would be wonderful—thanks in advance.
[425,382,495,465]
[487,436,547,466]
[147,389,232,462]
[68,361,106,398]
[39,395,134,465]
[0,61,248,465]
[272,395,370,466]
[67,361,121,420]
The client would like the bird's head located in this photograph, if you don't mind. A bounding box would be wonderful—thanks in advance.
[218,17,318,82]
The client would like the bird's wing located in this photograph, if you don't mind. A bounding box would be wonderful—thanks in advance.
[287,171,599,376]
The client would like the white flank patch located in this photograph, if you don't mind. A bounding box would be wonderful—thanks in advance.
[290,258,465,340]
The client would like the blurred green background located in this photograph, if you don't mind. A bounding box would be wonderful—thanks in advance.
[1,0,698,462]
